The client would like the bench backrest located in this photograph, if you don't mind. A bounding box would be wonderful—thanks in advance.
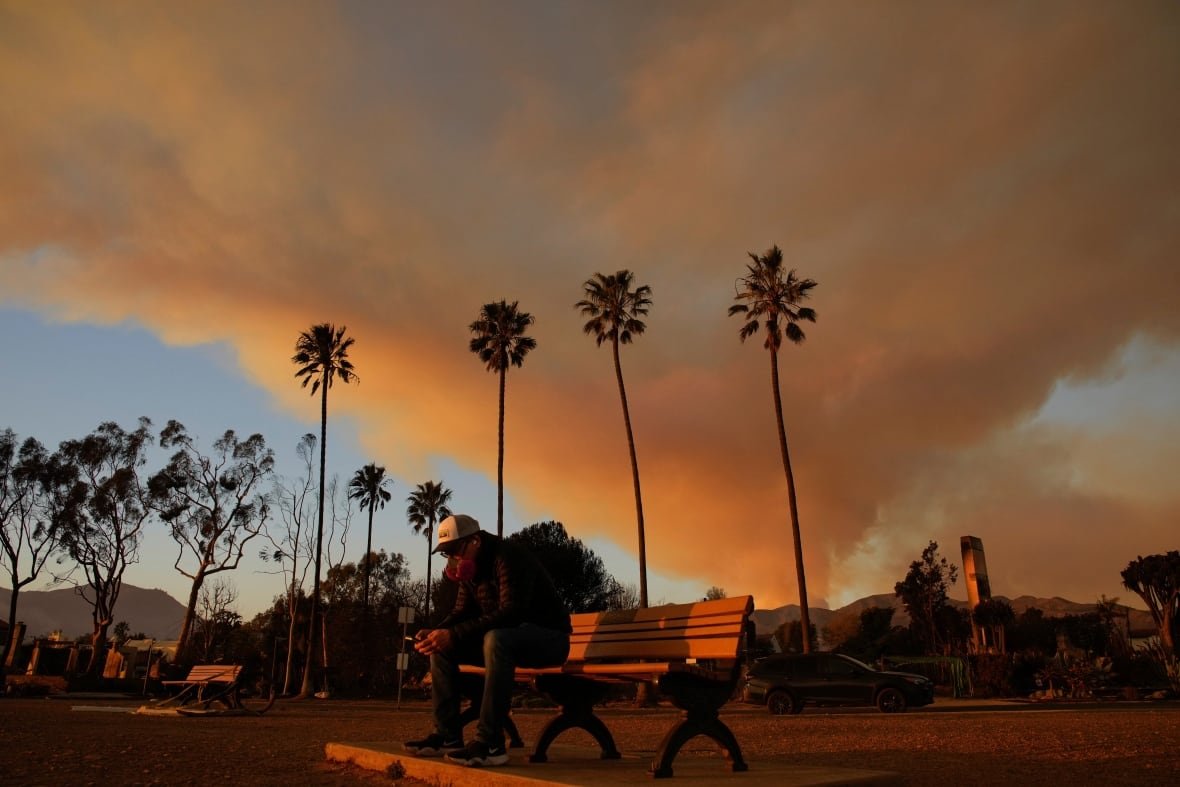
[184,664,241,683]
[568,595,753,664]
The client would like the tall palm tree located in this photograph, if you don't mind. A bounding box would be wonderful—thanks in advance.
[406,480,453,623]
[576,270,653,608]
[347,462,392,616]
[728,246,817,653]
[291,323,357,696]
[468,300,536,536]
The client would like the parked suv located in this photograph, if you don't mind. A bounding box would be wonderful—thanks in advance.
[742,652,934,714]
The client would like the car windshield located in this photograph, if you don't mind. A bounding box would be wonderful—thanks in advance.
[840,654,875,671]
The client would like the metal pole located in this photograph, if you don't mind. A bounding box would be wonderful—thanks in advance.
[397,617,407,709]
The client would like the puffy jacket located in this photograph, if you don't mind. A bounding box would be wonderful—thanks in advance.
[438,532,572,644]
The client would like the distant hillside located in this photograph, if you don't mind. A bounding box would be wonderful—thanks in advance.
[0,585,185,640]
[3,584,1155,643]
[751,593,1154,637]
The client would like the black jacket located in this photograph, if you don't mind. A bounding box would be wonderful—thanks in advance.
[438,533,571,645]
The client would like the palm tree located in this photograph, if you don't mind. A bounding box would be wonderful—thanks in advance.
[468,300,536,536]
[576,270,653,608]
[291,323,357,696]
[347,462,392,617]
[406,480,453,623]
[728,246,817,653]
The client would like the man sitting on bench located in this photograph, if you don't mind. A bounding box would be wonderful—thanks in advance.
[405,514,572,767]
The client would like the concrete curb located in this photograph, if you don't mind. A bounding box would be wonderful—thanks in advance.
[325,741,900,785]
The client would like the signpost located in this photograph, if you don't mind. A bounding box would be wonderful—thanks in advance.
[396,607,415,708]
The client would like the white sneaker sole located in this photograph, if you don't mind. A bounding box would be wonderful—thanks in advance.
[404,744,462,757]
[447,752,510,767]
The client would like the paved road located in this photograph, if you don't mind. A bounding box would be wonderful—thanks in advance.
[4,695,1177,785]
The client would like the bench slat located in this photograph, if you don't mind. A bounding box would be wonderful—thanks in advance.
[460,660,733,682]
[162,665,241,685]
[570,610,748,637]
[572,596,753,628]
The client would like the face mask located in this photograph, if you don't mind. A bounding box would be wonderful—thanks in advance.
[445,557,476,582]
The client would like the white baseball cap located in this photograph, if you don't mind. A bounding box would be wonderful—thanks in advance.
[434,514,481,553]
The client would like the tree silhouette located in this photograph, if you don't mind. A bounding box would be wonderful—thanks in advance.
[576,270,653,607]
[508,520,624,613]
[57,419,155,674]
[406,480,452,623]
[291,323,357,697]
[729,246,817,652]
[0,431,78,677]
[1121,551,1180,657]
[468,300,535,536]
[894,540,959,655]
[148,420,274,657]
[347,462,392,617]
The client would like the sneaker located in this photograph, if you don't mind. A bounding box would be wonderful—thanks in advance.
[403,732,463,757]
[445,739,510,767]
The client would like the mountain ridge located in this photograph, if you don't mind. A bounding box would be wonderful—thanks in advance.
[1,585,185,640]
[750,593,1155,636]
[3,584,1153,642]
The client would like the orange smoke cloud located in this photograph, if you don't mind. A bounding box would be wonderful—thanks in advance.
[2,2,1178,611]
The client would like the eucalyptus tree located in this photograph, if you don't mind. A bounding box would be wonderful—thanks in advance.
[406,480,452,623]
[291,323,357,697]
[894,540,959,655]
[148,420,275,658]
[507,520,623,613]
[0,431,81,675]
[1122,551,1180,657]
[728,245,818,652]
[347,462,392,616]
[260,433,318,695]
[314,473,356,696]
[576,269,653,607]
[57,418,155,674]
[468,300,536,536]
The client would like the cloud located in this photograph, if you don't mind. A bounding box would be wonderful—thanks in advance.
[2,2,1178,610]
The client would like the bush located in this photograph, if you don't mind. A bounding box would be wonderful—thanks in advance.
[1008,652,1049,696]
[970,654,1011,698]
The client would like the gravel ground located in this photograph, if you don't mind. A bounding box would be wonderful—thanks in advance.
[3,696,1178,786]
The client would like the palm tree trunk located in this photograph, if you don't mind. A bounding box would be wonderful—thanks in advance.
[612,339,648,609]
[299,379,329,698]
[363,506,374,617]
[425,523,434,624]
[496,366,506,537]
[769,347,812,653]
[614,340,655,708]
[320,607,331,695]
[282,587,298,695]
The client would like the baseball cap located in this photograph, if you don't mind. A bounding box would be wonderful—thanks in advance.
[433,514,481,553]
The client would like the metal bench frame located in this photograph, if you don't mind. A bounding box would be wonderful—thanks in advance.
[461,595,754,778]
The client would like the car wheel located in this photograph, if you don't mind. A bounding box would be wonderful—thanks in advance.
[767,689,801,715]
[876,687,907,713]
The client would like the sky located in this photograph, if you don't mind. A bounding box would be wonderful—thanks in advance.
[2,1,1178,622]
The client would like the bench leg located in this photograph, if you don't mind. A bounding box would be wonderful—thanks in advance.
[649,673,748,778]
[531,675,621,763]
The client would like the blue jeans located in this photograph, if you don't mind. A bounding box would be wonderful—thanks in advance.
[431,623,570,745]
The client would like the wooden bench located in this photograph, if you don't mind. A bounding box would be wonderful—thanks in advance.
[159,664,244,710]
[460,595,754,778]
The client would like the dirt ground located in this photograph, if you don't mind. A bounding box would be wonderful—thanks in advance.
[3,695,1179,786]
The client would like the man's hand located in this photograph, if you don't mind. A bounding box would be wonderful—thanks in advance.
[413,628,454,655]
